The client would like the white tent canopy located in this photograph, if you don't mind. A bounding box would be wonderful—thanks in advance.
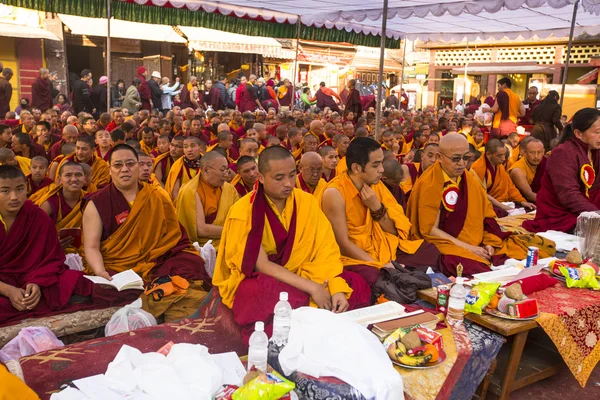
[0,22,59,40]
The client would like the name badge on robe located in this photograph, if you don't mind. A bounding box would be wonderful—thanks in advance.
[115,211,129,225]
[580,164,595,197]
[442,185,459,212]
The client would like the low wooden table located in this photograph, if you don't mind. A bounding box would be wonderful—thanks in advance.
[418,288,562,400]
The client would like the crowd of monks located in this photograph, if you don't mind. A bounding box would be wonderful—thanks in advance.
[1,86,600,345]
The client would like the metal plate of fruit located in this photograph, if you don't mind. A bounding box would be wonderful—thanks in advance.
[483,307,539,321]
[392,349,447,369]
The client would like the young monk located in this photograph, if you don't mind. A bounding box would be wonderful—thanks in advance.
[231,156,258,197]
[212,146,371,342]
[508,138,546,202]
[51,135,111,189]
[381,159,407,209]
[137,152,170,200]
[296,152,327,197]
[505,132,521,168]
[283,128,303,160]
[11,132,46,160]
[400,143,440,198]
[407,134,551,276]
[0,166,132,325]
[82,144,211,321]
[0,148,31,175]
[95,130,113,162]
[153,136,184,186]
[524,108,600,233]
[470,139,536,217]
[175,151,239,248]
[150,135,170,159]
[139,127,156,156]
[319,145,339,182]
[321,138,441,283]
[333,134,351,175]
[165,136,203,200]
[27,155,52,197]
[37,161,86,253]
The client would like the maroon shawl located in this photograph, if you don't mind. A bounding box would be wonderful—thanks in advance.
[31,77,52,111]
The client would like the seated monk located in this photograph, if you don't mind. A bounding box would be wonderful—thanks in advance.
[508,137,546,203]
[524,109,600,233]
[137,152,170,199]
[266,136,281,148]
[466,128,485,152]
[381,159,406,209]
[380,130,400,155]
[321,138,441,285]
[231,156,258,197]
[27,155,52,197]
[212,146,371,341]
[139,127,156,156]
[283,127,303,161]
[0,148,31,176]
[150,135,170,159]
[333,134,351,175]
[175,152,239,248]
[48,125,78,161]
[238,138,258,159]
[50,135,110,189]
[0,165,134,325]
[407,134,552,277]
[206,131,238,161]
[153,135,184,186]
[82,144,211,321]
[296,152,327,197]
[11,132,46,160]
[301,133,319,156]
[400,143,439,198]
[319,146,339,182]
[95,130,113,162]
[505,132,521,169]
[37,161,86,253]
[470,139,535,217]
[165,136,203,200]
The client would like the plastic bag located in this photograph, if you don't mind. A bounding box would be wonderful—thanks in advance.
[194,240,216,278]
[465,282,501,314]
[64,253,84,271]
[105,298,157,337]
[559,266,600,290]
[232,371,295,400]
[0,327,64,362]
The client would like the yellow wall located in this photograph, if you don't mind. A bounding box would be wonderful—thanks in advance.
[0,37,19,111]
[544,83,596,119]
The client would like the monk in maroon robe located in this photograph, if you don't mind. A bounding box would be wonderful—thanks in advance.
[31,69,53,112]
[344,79,362,123]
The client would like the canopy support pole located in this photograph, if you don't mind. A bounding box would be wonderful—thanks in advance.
[560,0,579,109]
[399,38,407,104]
[106,0,111,113]
[292,18,301,85]
[375,0,389,139]
[463,40,469,108]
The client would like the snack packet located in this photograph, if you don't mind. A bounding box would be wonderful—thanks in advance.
[559,265,600,290]
[464,282,501,314]
[232,371,295,400]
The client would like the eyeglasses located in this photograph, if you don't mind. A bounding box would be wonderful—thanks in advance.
[110,160,138,169]
[439,152,471,164]
[206,165,229,174]
[305,167,324,175]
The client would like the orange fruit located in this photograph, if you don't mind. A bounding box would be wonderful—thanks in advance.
[423,343,439,363]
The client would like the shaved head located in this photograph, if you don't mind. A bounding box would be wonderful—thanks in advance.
[258,145,294,174]
[199,150,226,168]
[438,133,470,179]
[299,152,323,187]
[382,159,403,179]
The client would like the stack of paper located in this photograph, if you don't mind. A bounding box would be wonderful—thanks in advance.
[341,301,406,326]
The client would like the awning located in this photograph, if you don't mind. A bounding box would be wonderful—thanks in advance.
[452,64,556,75]
[0,21,59,40]
[351,46,403,72]
[577,68,599,84]
[58,14,186,43]
[179,26,295,59]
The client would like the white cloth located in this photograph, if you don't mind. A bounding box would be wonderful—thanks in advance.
[536,230,582,252]
[279,307,403,400]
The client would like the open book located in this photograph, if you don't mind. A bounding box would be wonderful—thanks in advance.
[341,301,406,326]
[84,270,144,291]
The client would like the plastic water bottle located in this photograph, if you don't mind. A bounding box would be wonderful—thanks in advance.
[446,277,468,326]
[248,321,268,373]
[271,292,292,346]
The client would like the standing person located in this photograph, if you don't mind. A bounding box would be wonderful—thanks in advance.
[160,76,181,113]
[315,82,342,113]
[122,78,142,115]
[136,66,152,111]
[239,75,261,113]
[214,76,228,109]
[0,68,13,117]
[277,78,294,111]
[400,88,408,111]
[72,69,94,114]
[180,76,200,110]
[91,76,108,115]
[148,71,163,112]
[489,77,525,138]
[344,79,362,124]
[519,86,541,125]
[111,79,125,109]
[202,79,223,110]
[385,90,399,109]
[531,90,563,151]
[31,68,53,112]
[226,78,238,109]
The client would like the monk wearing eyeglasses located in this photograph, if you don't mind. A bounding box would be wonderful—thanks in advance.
[82,144,210,321]
[296,152,327,198]
[175,151,239,248]
[407,134,552,277]
[153,135,184,186]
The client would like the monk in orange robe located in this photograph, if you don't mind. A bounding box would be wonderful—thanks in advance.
[238,138,259,160]
[407,134,553,276]
[505,132,521,169]
[175,152,239,248]
[165,136,203,200]
[508,137,546,202]
[95,130,113,162]
[333,134,350,175]
[206,131,238,162]
[137,152,170,199]
[381,159,406,209]
[82,144,210,321]
[470,139,536,217]
[319,146,339,182]
[50,135,110,189]
[282,127,303,161]
[231,156,258,197]
[0,148,31,176]
[400,143,439,198]
[321,138,441,287]
[296,152,327,198]
[36,161,86,254]
[153,135,184,186]
[213,146,370,342]
[26,155,52,197]
[0,364,38,399]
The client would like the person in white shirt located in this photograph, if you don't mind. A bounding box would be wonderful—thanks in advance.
[455,99,465,114]
[160,77,181,113]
